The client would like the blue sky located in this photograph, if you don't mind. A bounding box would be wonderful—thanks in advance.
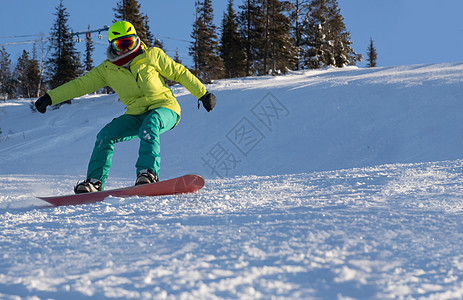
[1,0,462,69]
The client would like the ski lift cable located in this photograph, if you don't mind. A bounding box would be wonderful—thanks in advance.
[70,26,109,36]
[0,26,192,49]
[0,26,109,41]
[0,34,50,39]
[155,35,191,43]
[1,36,51,47]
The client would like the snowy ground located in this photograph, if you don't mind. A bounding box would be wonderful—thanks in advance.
[1,63,463,299]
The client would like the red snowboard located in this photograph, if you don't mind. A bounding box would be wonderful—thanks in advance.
[38,174,205,207]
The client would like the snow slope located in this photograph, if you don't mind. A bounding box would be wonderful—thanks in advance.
[1,63,463,299]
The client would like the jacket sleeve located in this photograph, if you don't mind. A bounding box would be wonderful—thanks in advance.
[152,48,207,99]
[47,64,107,105]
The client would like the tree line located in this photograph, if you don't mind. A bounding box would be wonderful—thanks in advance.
[191,0,379,82]
[0,0,378,101]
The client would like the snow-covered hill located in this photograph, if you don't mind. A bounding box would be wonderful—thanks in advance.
[1,63,463,299]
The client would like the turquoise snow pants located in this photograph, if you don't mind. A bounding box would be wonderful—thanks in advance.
[86,107,178,187]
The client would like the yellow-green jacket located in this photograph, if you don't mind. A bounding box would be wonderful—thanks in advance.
[48,46,207,119]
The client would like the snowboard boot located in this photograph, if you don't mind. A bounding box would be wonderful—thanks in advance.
[74,178,102,194]
[135,169,159,186]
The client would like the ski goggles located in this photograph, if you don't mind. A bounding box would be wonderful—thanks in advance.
[111,35,138,52]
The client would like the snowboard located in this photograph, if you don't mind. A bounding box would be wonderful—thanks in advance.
[38,174,205,207]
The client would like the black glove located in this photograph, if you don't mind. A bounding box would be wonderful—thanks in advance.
[199,92,216,112]
[35,94,52,114]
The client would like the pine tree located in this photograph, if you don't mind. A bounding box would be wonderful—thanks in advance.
[113,0,156,47]
[84,25,95,72]
[260,0,297,75]
[34,36,48,98]
[301,0,325,69]
[27,55,42,99]
[0,46,15,100]
[190,0,224,83]
[46,0,83,102]
[220,0,246,78]
[15,50,41,98]
[290,0,310,70]
[174,48,182,64]
[152,36,165,51]
[301,0,361,69]
[367,37,377,68]
[143,14,159,48]
[238,0,265,76]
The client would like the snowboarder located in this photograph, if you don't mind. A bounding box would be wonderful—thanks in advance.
[34,21,216,194]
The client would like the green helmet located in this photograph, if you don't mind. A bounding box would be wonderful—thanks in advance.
[108,21,137,42]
